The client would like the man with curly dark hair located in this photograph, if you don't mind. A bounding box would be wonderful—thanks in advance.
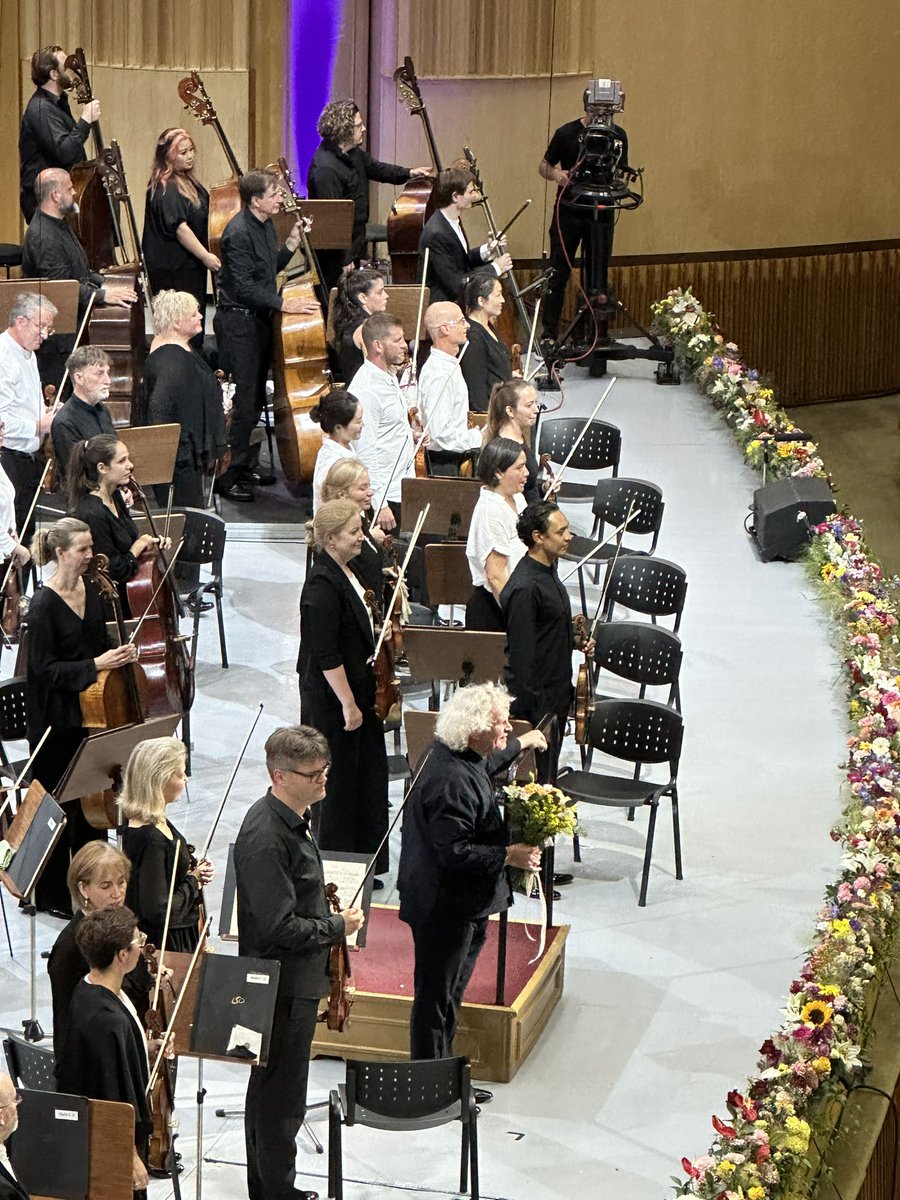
[306,99,430,293]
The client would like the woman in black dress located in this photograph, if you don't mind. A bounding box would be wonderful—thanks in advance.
[67,435,159,617]
[56,905,155,1199]
[299,499,389,883]
[460,275,515,412]
[47,841,150,1059]
[136,290,228,507]
[27,518,139,914]
[142,128,218,348]
[484,378,543,503]
[330,267,388,384]
[119,736,214,953]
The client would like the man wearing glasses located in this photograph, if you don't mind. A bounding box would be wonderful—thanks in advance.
[0,1076,27,1200]
[417,302,482,460]
[0,291,60,538]
[234,725,365,1200]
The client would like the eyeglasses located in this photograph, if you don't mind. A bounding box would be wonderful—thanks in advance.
[288,764,331,782]
[24,316,54,336]
[443,317,468,328]
[0,1093,23,1110]
[130,931,148,948]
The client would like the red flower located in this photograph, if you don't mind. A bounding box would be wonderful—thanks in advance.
[682,1158,701,1179]
[712,1114,737,1139]
[757,1143,771,1164]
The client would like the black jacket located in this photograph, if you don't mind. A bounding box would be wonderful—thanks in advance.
[0,1159,29,1200]
[298,554,376,722]
[459,320,512,412]
[51,395,115,483]
[417,210,495,304]
[21,210,105,317]
[234,791,345,999]
[19,89,91,220]
[398,738,520,925]
[307,141,410,260]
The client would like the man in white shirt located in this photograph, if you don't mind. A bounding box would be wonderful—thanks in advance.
[352,311,415,531]
[0,291,59,535]
[417,168,513,304]
[418,302,482,461]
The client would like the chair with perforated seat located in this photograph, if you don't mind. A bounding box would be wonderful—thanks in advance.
[592,621,683,711]
[600,554,687,633]
[536,415,620,499]
[558,698,684,906]
[564,477,665,612]
[179,508,228,668]
[0,676,30,799]
[3,1030,56,1090]
[328,1056,479,1200]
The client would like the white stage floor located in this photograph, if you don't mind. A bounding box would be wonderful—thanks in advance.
[0,352,848,1199]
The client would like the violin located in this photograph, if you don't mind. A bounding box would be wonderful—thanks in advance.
[40,385,59,493]
[0,559,25,643]
[364,588,402,725]
[572,614,595,746]
[142,943,180,1178]
[321,882,355,1032]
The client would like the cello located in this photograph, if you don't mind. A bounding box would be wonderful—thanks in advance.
[387,58,442,283]
[267,158,330,487]
[177,71,243,261]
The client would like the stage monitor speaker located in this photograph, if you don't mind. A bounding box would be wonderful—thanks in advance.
[752,476,834,562]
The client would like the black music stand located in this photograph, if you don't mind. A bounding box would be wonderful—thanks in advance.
[0,780,67,1040]
[400,477,481,541]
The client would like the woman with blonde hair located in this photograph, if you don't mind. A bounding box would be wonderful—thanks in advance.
[319,456,386,595]
[299,499,389,886]
[120,737,214,952]
[484,378,542,503]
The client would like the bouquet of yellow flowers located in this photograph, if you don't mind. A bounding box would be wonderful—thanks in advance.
[502,778,579,881]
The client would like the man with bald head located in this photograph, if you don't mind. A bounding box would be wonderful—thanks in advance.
[22,168,136,388]
[417,301,482,459]
[0,1073,28,1199]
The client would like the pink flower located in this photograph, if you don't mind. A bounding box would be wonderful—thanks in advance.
[837,882,852,902]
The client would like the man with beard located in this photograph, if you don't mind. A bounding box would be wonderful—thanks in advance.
[50,346,116,484]
[22,168,137,389]
[19,45,100,223]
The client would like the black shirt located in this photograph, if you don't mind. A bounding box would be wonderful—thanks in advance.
[216,207,294,312]
[72,491,140,599]
[142,180,210,274]
[307,141,410,259]
[19,88,91,217]
[51,395,116,483]
[337,311,366,384]
[233,791,344,999]
[459,321,512,413]
[501,553,574,721]
[22,209,105,316]
[544,118,630,191]
[136,344,227,468]
[121,822,201,952]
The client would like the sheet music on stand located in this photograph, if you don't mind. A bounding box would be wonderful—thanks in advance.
[320,851,374,949]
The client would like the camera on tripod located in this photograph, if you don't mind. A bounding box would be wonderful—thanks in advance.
[564,78,643,212]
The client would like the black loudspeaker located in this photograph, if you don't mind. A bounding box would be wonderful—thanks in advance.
[751,476,834,561]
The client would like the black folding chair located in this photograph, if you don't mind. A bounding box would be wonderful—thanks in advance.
[536,416,621,499]
[179,508,228,668]
[601,554,687,633]
[3,1030,55,1090]
[593,621,683,711]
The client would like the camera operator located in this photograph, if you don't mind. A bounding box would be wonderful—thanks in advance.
[538,85,630,345]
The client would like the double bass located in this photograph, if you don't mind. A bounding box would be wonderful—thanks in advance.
[387,58,441,283]
[177,71,243,261]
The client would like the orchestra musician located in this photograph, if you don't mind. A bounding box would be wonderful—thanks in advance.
[330,267,388,384]
[397,682,544,1062]
[483,378,542,503]
[119,737,214,953]
[47,841,150,1060]
[22,168,138,389]
[142,128,219,345]
[19,44,99,222]
[135,290,228,506]
[417,168,512,304]
[306,99,429,295]
[299,500,390,885]
[418,302,481,460]
[0,292,59,538]
[464,438,528,632]
[233,725,365,1200]
[352,312,415,532]
[27,518,138,915]
[309,389,363,513]
[0,1072,28,1200]
[501,500,590,784]
[459,275,516,413]
[0,421,31,574]
[56,906,155,1199]
[50,346,116,485]
[538,90,629,343]
[67,434,159,616]
[212,168,318,504]
[319,458,386,597]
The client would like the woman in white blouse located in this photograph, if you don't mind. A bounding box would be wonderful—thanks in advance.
[465,436,529,631]
[310,390,364,512]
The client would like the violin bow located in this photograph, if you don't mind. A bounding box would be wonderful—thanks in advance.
[408,247,430,387]
[125,540,185,645]
[150,858,180,1014]
[198,703,264,860]
[145,915,212,1096]
[522,297,542,380]
[0,459,52,601]
[545,376,617,496]
[558,507,643,585]
[0,726,52,824]
[371,504,430,661]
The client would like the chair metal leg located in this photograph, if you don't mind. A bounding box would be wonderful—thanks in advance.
[214,581,228,668]
[460,1115,469,1193]
[671,786,683,880]
[328,1093,342,1199]
[638,801,659,907]
[469,1108,480,1200]
[572,831,581,863]
[0,888,13,956]
[181,708,192,775]
[189,606,202,671]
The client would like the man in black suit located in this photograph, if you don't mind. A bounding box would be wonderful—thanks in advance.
[398,683,544,1062]
[234,726,365,1200]
[417,168,513,304]
[0,1075,28,1200]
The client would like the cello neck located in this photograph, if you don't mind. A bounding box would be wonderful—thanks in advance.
[213,119,243,181]
[419,107,443,175]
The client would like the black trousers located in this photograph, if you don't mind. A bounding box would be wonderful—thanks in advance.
[513,705,569,786]
[212,307,272,479]
[244,991,319,1200]
[0,448,41,542]
[409,915,488,1059]
[465,585,504,633]
[542,206,615,337]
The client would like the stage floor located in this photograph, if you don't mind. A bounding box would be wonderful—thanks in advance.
[0,349,847,1199]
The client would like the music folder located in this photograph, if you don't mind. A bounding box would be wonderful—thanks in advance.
[11,1091,90,1200]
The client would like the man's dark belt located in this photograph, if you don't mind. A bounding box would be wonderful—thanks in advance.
[218,304,268,317]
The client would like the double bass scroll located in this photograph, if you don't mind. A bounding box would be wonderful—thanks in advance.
[387,58,441,283]
[177,71,244,261]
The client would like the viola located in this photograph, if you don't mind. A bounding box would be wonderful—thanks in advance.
[142,943,180,1177]
[177,72,243,261]
[364,588,402,725]
[0,559,25,642]
[321,882,354,1032]
[572,613,595,746]
[40,385,59,492]
[387,59,440,283]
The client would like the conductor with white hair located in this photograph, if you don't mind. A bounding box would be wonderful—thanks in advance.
[398,682,546,1065]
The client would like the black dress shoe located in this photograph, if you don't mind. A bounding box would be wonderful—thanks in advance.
[215,480,255,503]
[249,467,276,486]
[473,1087,493,1105]
[372,877,385,891]
[553,872,574,886]
[288,1190,319,1200]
